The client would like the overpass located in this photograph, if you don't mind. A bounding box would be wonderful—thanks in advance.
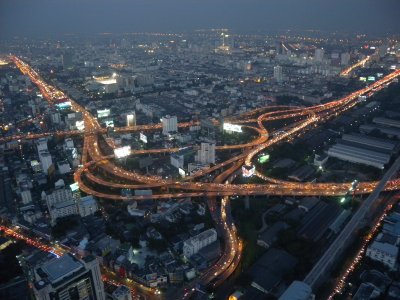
[304,155,400,290]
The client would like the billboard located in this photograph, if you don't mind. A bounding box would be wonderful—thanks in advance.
[114,146,131,158]
[223,123,242,133]
[242,165,255,177]
[140,132,148,143]
[368,76,376,81]
[69,182,79,192]
[97,109,110,118]
[359,77,367,82]
[55,101,71,110]
[127,114,136,126]
[258,154,270,164]
[105,120,114,128]
[179,168,186,178]
[76,120,85,131]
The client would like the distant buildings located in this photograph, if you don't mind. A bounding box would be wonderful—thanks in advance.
[31,254,105,300]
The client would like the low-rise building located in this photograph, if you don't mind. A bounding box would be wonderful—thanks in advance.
[366,241,398,270]
[183,229,217,258]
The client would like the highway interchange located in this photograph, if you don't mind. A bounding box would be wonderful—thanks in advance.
[3,55,400,298]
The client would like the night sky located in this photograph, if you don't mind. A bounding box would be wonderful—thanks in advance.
[1,0,399,37]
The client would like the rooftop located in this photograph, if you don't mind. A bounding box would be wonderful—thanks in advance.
[40,254,83,284]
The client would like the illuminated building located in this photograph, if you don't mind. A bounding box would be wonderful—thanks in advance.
[126,112,136,127]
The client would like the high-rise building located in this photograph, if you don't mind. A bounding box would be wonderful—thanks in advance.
[45,188,76,224]
[61,52,74,70]
[126,112,136,127]
[314,48,325,62]
[195,142,216,165]
[31,254,105,300]
[340,52,351,66]
[39,150,53,174]
[273,65,283,83]
[36,138,48,152]
[161,115,178,135]
[275,40,283,55]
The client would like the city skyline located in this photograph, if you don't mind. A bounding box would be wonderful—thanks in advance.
[1,0,400,38]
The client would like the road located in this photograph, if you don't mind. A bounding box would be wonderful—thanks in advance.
[304,155,400,289]
[6,55,400,299]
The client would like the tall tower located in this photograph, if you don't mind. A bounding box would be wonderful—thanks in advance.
[314,48,325,62]
[273,65,283,83]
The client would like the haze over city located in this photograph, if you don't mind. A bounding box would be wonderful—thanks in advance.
[1,1,400,300]
[1,0,400,37]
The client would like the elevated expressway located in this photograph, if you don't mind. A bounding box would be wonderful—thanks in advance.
[6,55,400,202]
[6,56,400,297]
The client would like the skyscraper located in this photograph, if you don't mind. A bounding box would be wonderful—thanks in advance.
[314,48,325,62]
[341,52,351,66]
[61,52,74,70]
[274,65,283,83]
[31,254,105,300]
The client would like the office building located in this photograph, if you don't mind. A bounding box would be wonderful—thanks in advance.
[31,254,105,300]
[314,48,325,62]
[341,52,351,66]
[183,229,217,258]
[77,195,99,217]
[161,115,178,135]
[45,188,76,225]
[36,138,48,152]
[171,153,185,169]
[20,189,32,204]
[61,52,74,70]
[195,142,216,165]
[110,285,132,300]
[273,65,283,83]
[39,151,53,174]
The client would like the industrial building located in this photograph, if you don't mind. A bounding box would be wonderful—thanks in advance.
[327,133,398,169]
